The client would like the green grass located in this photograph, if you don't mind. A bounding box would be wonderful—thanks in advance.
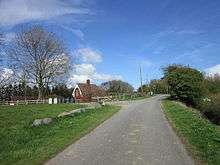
[162,100,220,165]
[0,104,120,165]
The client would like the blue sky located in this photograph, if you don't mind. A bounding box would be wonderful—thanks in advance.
[0,0,220,89]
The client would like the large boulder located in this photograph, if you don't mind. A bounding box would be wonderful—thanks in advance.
[58,108,86,117]
[80,108,86,113]
[73,109,82,115]
[32,119,42,126]
[58,111,72,117]
[87,102,102,109]
[32,118,52,126]
[42,118,52,125]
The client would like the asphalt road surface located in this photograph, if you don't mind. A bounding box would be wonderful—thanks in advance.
[45,95,194,165]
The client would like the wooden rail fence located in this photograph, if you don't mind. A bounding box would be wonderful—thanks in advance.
[0,99,48,105]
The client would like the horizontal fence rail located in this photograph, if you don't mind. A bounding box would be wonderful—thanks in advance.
[0,100,48,105]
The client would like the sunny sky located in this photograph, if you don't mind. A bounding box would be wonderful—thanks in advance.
[0,0,220,89]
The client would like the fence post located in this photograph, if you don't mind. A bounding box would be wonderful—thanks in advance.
[49,98,52,104]
[54,98,58,104]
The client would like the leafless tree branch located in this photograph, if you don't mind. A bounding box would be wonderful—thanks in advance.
[8,26,70,99]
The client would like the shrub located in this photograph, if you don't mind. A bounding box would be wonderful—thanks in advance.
[203,74,220,94]
[164,65,205,106]
[199,93,220,125]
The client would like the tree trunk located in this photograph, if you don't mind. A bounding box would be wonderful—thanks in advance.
[38,88,42,100]
[38,76,43,100]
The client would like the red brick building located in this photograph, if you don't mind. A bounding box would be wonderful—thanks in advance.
[72,80,106,102]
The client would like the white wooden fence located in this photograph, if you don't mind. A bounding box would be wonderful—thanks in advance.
[0,99,48,105]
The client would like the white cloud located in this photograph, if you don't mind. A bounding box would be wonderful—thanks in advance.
[205,64,220,76]
[68,74,90,85]
[75,48,102,63]
[93,73,123,81]
[74,64,96,75]
[67,63,122,87]
[68,47,121,87]
[0,0,91,27]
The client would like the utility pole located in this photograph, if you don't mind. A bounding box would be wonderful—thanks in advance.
[139,64,143,93]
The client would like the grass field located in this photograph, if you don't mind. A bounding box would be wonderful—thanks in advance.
[162,100,220,165]
[0,104,120,165]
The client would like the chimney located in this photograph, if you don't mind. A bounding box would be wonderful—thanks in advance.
[86,79,90,85]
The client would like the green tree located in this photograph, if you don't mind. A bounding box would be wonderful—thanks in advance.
[52,84,72,98]
[149,79,168,94]
[164,64,204,106]
[203,74,220,94]
[101,80,134,94]
[138,84,149,93]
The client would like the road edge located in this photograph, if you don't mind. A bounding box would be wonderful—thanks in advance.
[159,100,198,165]
[43,105,121,165]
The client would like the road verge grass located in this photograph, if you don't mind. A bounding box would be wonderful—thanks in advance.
[162,100,220,165]
[0,104,120,165]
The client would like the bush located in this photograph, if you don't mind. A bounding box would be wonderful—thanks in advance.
[164,65,204,106]
[199,93,220,125]
[203,74,220,94]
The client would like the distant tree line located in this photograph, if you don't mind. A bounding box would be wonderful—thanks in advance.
[137,79,168,94]
[0,80,136,101]
[0,83,73,101]
[101,80,134,95]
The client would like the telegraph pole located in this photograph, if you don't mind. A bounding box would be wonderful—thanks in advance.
[139,64,143,93]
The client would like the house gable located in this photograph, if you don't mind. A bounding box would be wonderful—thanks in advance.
[72,84,83,97]
[72,80,106,102]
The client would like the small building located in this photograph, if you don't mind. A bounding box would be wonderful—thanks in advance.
[72,79,106,102]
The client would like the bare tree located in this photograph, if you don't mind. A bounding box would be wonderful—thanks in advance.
[0,33,13,88]
[9,26,70,99]
[0,68,13,88]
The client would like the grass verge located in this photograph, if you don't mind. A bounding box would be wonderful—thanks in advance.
[162,100,220,165]
[0,104,120,165]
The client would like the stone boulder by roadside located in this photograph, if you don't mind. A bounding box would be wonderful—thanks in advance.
[87,102,102,109]
[32,103,106,127]
[32,118,52,126]
[58,111,73,117]
[42,118,53,124]
[58,108,87,117]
